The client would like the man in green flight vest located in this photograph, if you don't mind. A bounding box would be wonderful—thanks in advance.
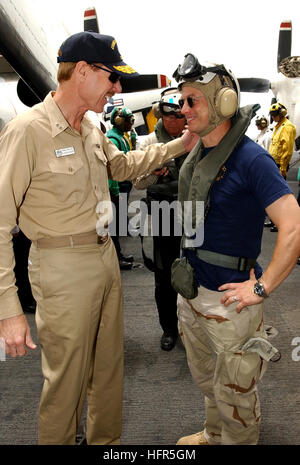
[107,107,136,269]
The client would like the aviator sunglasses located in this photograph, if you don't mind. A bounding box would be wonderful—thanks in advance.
[90,64,120,84]
[178,96,204,109]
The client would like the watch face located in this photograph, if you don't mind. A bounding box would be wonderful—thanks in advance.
[254,282,267,297]
[254,283,262,295]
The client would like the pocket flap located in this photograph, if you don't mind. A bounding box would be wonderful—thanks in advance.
[94,149,108,166]
[48,157,83,175]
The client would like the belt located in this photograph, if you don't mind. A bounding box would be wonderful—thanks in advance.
[195,249,256,272]
[34,232,109,249]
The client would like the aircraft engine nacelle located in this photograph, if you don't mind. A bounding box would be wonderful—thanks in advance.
[0,0,57,107]
[17,78,41,107]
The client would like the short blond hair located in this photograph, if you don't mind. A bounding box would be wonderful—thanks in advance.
[57,61,77,83]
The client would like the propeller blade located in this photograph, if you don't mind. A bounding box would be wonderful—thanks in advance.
[120,74,170,93]
[277,21,292,71]
[238,78,271,93]
[84,7,100,33]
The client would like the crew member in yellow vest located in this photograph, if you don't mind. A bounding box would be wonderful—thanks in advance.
[268,102,296,179]
[267,103,296,231]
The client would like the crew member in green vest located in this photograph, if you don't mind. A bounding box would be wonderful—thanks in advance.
[172,54,300,445]
[107,107,135,270]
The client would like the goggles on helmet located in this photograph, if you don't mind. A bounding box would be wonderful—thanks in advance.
[160,102,185,118]
[173,53,232,84]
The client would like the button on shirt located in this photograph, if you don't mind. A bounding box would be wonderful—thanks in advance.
[0,92,185,319]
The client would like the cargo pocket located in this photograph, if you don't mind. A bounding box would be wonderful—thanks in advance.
[215,350,264,407]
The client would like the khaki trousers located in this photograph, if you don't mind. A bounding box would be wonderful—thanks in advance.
[28,237,123,445]
[177,286,268,445]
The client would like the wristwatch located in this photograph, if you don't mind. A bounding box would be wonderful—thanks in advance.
[253,279,269,298]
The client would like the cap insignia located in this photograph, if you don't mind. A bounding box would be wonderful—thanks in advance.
[113,65,137,74]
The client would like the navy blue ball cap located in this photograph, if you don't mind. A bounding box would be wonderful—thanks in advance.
[57,31,139,78]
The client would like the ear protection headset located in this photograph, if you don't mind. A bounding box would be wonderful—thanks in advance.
[213,73,239,119]
[179,68,239,137]
[110,107,134,127]
[175,55,239,121]
[269,102,287,117]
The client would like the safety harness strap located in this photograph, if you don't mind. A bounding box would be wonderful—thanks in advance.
[195,249,256,271]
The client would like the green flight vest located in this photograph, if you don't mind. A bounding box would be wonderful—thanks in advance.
[179,104,260,236]
[107,126,131,195]
[171,104,260,299]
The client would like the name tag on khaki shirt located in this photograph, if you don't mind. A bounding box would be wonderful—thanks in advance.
[55,147,75,157]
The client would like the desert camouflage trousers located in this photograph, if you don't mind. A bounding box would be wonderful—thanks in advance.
[178,286,269,445]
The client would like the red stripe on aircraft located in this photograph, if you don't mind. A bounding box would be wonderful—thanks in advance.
[84,9,96,18]
[280,21,292,30]
[160,75,167,88]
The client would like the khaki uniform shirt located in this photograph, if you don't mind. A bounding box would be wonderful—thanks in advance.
[0,92,185,320]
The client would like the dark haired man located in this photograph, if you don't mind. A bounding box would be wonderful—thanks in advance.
[172,54,300,445]
[107,107,136,269]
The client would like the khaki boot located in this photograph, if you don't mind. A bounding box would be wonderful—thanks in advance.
[176,430,209,445]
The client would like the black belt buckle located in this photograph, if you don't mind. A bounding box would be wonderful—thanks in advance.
[237,257,248,272]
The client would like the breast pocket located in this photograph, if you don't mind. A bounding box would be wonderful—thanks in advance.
[48,156,85,203]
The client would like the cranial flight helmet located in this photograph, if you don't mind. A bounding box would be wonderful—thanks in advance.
[269,102,287,118]
[173,53,240,136]
[152,87,185,119]
[110,107,135,129]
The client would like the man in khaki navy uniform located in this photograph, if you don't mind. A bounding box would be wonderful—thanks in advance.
[0,31,195,445]
[171,54,300,445]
